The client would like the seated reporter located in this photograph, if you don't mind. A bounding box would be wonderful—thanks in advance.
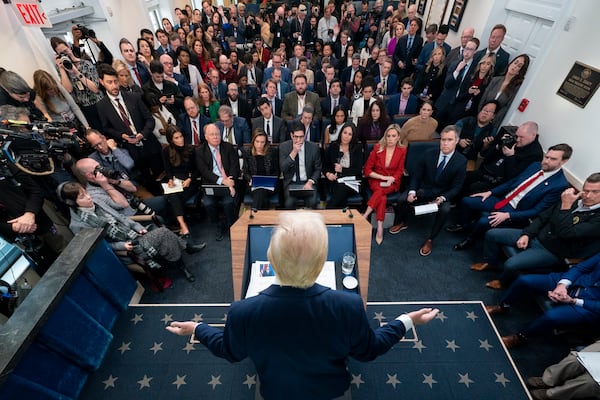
[324,122,364,209]
[162,125,200,238]
[59,182,204,283]
[363,124,407,245]
[167,211,438,400]
[242,129,280,210]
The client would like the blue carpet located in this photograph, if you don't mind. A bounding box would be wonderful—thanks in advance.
[81,302,530,400]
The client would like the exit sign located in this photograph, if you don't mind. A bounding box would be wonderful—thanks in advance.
[9,0,52,28]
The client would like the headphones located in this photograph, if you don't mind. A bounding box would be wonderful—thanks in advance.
[0,279,17,317]
[56,181,76,206]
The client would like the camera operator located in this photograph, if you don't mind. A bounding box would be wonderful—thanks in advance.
[50,37,104,130]
[71,25,114,66]
[317,3,338,43]
[0,70,45,121]
[339,3,361,43]
[463,121,543,195]
[270,6,291,55]
[85,129,139,185]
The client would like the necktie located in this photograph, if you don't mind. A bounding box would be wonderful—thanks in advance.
[435,155,447,179]
[277,83,281,99]
[332,98,337,113]
[250,68,255,82]
[271,99,276,113]
[192,120,199,145]
[407,36,413,51]
[132,67,142,86]
[226,127,233,143]
[213,148,227,178]
[266,120,271,141]
[115,99,133,135]
[294,153,301,182]
[382,77,387,95]
[494,171,544,210]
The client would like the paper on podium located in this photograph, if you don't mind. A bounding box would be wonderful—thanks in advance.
[245,261,336,298]
[414,203,438,216]
[577,351,600,384]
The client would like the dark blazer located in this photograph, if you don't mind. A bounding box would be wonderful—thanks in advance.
[490,162,569,222]
[474,47,511,76]
[215,117,251,146]
[410,148,467,202]
[323,142,363,179]
[131,61,151,85]
[242,146,280,182]
[454,116,495,160]
[252,116,288,143]
[315,81,332,98]
[374,73,399,96]
[262,80,292,100]
[320,96,350,118]
[142,79,184,117]
[415,42,452,73]
[222,98,253,122]
[290,17,312,45]
[434,59,478,112]
[177,113,211,145]
[392,34,423,78]
[264,66,292,85]
[169,72,193,98]
[445,46,462,70]
[279,139,322,187]
[386,93,418,117]
[559,253,600,315]
[340,65,366,88]
[239,65,264,88]
[195,141,240,183]
[208,82,228,103]
[256,97,284,119]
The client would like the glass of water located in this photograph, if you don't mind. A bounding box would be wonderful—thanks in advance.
[341,252,356,276]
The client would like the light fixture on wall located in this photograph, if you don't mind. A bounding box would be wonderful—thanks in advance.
[564,16,576,32]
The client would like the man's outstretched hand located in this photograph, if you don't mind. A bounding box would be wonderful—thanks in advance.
[406,308,439,325]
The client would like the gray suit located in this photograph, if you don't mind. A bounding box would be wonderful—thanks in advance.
[279,139,322,209]
[281,91,323,121]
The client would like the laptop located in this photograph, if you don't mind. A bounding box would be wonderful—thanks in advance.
[251,175,278,191]
[202,184,232,196]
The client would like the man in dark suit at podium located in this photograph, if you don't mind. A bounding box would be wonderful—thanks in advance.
[195,123,240,240]
[389,126,467,256]
[167,211,438,400]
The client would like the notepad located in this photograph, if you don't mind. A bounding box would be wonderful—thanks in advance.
[414,203,439,215]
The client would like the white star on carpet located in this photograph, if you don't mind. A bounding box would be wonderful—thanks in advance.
[494,372,511,387]
[208,375,222,389]
[137,374,153,389]
[172,374,187,389]
[161,314,173,324]
[350,374,364,388]
[182,342,196,354]
[445,339,461,352]
[479,339,494,351]
[435,311,448,322]
[117,342,131,354]
[102,375,118,389]
[422,373,437,388]
[243,374,257,389]
[192,313,203,323]
[386,373,401,389]
[458,372,474,388]
[412,340,427,353]
[373,311,386,323]
[131,314,143,324]
[149,342,163,355]
[466,311,478,321]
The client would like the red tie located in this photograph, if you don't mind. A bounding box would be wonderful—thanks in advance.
[192,120,199,146]
[133,67,143,86]
[494,171,544,210]
[115,98,133,135]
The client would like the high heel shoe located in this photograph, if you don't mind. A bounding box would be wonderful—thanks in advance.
[375,233,383,245]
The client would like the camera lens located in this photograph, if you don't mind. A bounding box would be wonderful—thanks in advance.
[61,57,73,70]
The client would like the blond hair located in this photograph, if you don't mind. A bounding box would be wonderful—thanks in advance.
[267,212,328,288]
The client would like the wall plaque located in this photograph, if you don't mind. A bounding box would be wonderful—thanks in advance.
[557,61,600,108]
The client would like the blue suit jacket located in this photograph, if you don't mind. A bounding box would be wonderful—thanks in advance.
[177,113,211,145]
[410,148,467,202]
[263,66,292,85]
[386,93,418,116]
[171,72,193,98]
[474,47,511,76]
[435,59,478,111]
[194,284,408,399]
[490,162,569,221]
[560,252,600,314]
[215,116,251,146]
[374,73,399,95]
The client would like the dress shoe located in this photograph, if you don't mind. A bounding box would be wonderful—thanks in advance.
[179,265,196,282]
[215,231,224,241]
[470,262,490,271]
[419,239,433,256]
[453,238,475,251]
[375,234,383,245]
[485,304,506,315]
[180,233,190,240]
[389,223,408,234]
[486,279,504,290]
[502,333,524,349]
[445,223,464,233]
[186,242,207,254]
[530,389,551,400]
[527,377,550,389]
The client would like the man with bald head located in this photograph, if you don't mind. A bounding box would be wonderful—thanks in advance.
[218,55,238,85]
[446,27,475,67]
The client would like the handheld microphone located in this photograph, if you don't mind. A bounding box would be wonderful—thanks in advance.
[249,207,257,219]
[342,207,354,218]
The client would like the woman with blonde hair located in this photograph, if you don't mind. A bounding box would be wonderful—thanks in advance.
[197,82,220,122]
[363,124,407,244]
[413,46,447,103]
[112,59,143,95]
[386,22,405,57]
[32,69,89,129]
[455,52,496,119]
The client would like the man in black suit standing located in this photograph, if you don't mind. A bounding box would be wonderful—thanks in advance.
[252,97,287,143]
[290,4,312,47]
[392,18,423,81]
[143,60,184,117]
[320,78,349,119]
[389,126,467,256]
[178,96,210,146]
[96,65,163,193]
[119,38,150,86]
[473,24,511,76]
[221,83,252,124]
[195,123,240,240]
[279,121,322,209]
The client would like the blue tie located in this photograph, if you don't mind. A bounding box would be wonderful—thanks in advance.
[436,155,447,179]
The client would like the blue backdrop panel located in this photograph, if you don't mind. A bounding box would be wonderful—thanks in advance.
[66,272,120,330]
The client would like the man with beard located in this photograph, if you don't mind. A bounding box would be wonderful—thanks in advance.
[282,74,322,121]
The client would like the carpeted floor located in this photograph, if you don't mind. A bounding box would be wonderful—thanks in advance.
[81,302,531,400]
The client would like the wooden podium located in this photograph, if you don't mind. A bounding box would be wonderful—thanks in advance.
[230,209,372,305]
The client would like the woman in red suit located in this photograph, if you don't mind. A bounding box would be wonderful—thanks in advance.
[363,124,407,245]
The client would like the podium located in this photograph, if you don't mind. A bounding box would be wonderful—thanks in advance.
[230,209,372,305]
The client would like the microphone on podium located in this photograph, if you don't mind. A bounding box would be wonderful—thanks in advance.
[342,207,354,218]
[249,208,258,219]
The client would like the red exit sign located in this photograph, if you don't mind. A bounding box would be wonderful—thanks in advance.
[10,0,52,28]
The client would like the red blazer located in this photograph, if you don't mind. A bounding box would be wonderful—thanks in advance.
[364,143,407,192]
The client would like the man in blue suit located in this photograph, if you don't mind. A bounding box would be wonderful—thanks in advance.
[386,78,419,124]
[415,24,451,74]
[178,97,211,146]
[263,52,292,85]
[473,24,511,76]
[454,144,572,252]
[215,105,251,146]
[167,211,438,399]
[486,251,600,348]
[389,126,467,256]
[374,58,399,96]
